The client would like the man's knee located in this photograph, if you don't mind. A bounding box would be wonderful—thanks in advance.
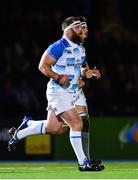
[51,121,69,134]
[69,120,83,131]
[71,119,83,131]
[51,124,63,134]
[56,126,69,134]
[46,120,63,134]
[79,112,89,132]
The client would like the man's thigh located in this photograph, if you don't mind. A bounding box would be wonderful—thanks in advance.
[61,108,82,130]
[76,105,88,114]
[46,110,62,133]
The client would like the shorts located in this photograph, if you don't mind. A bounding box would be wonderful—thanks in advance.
[46,86,87,115]
[47,88,76,115]
[74,89,87,107]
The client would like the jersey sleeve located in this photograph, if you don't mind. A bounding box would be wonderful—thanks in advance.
[46,41,64,61]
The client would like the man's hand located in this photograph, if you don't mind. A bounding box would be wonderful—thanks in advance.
[85,69,93,79]
[57,74,70,87]
[91,66,101,79]
[85,66,101,79]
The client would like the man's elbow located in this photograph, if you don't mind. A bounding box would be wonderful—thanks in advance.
[38,61,45,72]
[38,63,45,75]
[38,63,42,71]
[38,63,48,77]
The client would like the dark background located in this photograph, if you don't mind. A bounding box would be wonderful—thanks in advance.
[0,0,138,120]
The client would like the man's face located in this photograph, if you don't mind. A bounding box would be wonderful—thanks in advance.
[80,26,88,43]
[70,25,83,44]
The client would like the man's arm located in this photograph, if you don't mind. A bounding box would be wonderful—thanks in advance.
[38,51,68,85]
[39,51,59,80]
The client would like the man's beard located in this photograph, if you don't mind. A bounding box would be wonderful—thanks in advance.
[70,29,83,44]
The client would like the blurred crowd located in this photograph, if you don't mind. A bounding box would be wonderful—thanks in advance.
[0,0,138,118]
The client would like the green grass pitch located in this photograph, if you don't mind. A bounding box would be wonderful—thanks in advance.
[0,161,138,179]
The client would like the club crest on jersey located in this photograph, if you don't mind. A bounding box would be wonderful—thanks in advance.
[67,49,72,54]
[66,47,72,54]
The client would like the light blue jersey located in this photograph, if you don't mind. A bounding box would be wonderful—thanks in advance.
[46,36,87,92]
